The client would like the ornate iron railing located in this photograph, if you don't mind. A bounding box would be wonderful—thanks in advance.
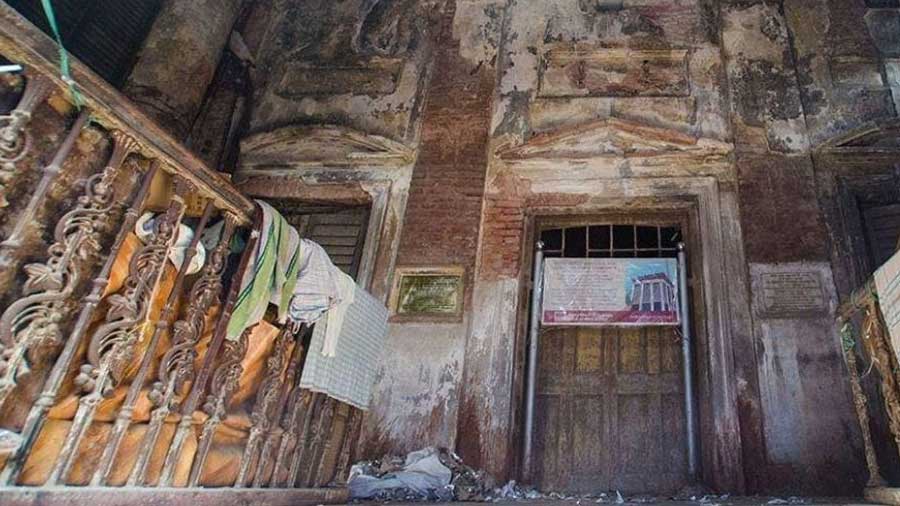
[0,4,359,503]
[837,281,900,492]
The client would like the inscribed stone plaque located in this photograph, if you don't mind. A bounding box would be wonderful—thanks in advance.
[393,267,464,317]
[751,266,830,318]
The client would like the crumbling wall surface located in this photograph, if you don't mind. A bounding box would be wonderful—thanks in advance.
[232,0,896,495]
[367,0,502,460]
[248,0,444,143]
[718,0,895,494]
[461,0,750,486]
[238,0,462,460]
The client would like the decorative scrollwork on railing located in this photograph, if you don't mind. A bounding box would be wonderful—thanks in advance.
[186,326,251,487]
[236,326,295,486]
[302,397,336,487]
[271,388,312,487]
[0,76,51,208]
[0,130,137,410]
[46,183,187,485]
[0,161,159,486]
[289,393,324,486]
[93,202,216,486]
[255,337,305,487]
[127,213,238,486]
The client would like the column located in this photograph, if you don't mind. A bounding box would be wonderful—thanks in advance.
[123,0,244,139]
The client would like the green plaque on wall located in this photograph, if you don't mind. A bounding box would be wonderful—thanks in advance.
[392,267,464,317]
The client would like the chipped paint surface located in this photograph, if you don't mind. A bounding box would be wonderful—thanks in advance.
[223,0,900,495]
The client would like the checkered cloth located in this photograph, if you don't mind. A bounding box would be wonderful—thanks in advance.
[298,284,388,410]
[875,251,900,360]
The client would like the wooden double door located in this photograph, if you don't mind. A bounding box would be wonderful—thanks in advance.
[533,325,689,495]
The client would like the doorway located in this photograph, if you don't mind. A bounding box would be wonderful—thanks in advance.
[529,218,691,495]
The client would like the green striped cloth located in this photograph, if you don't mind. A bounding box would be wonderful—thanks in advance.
[226,201,301,340]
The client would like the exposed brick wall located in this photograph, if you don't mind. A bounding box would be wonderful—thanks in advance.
[394,2,495,297]
[480,195,526,280]
[479,172,591,281]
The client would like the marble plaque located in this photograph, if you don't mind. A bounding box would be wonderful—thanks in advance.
[751,264,832,318]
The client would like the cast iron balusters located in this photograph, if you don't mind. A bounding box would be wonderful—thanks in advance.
[187,327,250,486]
[47,180,189,485]
[332,408,362,485]
[92,202,216,486]
[255,338,305,487]
[127,213,238,486]
[302,397,336,487]
[159,222,259,487]
[840,321,887,488]
[0,111,90,258]
[289,392,324,486]
[235,327,293,486]
[271,388,313,487]
[0,160,157,486]
[0,128,137,410]
[0,76,52,207]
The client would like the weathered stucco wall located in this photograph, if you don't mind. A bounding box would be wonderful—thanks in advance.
[230,0,900,495]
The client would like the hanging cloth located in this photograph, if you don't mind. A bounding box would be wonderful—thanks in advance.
[226,201,301,340]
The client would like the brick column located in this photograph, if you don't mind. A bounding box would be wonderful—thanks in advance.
[394,4,495,299]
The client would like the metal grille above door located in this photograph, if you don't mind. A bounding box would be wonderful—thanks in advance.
[540,224,682,259]
[6,0,164,87]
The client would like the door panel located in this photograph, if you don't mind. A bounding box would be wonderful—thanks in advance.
[534,326,688,495]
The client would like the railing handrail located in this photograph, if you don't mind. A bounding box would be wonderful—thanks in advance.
[0,2,255,223]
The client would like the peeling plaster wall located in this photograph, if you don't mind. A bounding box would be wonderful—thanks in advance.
[718,0,897,494]
[230,0,900,495]
[373,0,503,459]
[249,0,444,143]
[464,0,748,486]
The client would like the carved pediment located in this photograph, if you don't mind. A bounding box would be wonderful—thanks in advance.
[497,118,732,164]
[240,125,415,170]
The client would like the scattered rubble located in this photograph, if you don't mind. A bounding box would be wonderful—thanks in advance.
[348,447,812,505]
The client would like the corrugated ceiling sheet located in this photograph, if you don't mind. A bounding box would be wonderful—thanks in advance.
[7,0,163,87]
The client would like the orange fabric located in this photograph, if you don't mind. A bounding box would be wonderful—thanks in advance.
[23,236,289,486]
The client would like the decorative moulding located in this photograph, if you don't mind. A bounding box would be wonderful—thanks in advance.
[539,45,690,98]
[497,117,731,164]
[814,118,900,167]
[239,124,416,171]
[275,57,404,97]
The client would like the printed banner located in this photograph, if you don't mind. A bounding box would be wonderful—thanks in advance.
[541,258,680,326]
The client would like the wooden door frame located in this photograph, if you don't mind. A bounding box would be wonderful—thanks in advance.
[506,182,749,493]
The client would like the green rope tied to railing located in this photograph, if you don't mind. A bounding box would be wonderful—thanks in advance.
[840,321,857,353]
[40,0,85,109]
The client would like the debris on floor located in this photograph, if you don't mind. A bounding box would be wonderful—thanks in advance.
[350,447,512,501]
[348,448,814,505]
